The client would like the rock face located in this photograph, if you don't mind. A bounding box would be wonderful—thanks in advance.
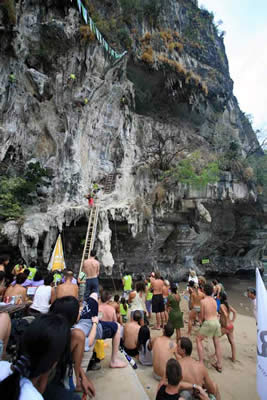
[0,0,265,280]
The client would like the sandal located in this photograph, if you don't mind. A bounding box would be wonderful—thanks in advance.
[211,362,222,373]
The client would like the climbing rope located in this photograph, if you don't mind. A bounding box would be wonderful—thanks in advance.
[73,0,127,61]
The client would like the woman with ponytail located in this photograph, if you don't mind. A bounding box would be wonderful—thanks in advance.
[0,313,70,400]
[219,292,237,362]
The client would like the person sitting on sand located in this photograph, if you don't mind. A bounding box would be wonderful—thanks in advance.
[4,273,27,303]
[167,284,184,342]
[74,291,127,369]
[156,359,209,400]
[137,325,152,366]
[196,283,222,373]
[178,337,221,400]
[188,284,205,335]
[99,291,117,322]
[219,292,237,362]
[49,296,96,398]
[152,321,179,380]
[31,270,44,287]
[123,310,142,357]
[56,270,78,299]
[108,294,121,323]
[0,313,11,360]
[29,273,56,315]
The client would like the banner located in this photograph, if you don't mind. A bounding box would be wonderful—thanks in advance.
[48,234,66,271]
[256,268,267,400]
[76,0,127,60]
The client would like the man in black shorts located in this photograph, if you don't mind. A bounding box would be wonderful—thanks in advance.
[74,292,126,368]
[151,272,165,329]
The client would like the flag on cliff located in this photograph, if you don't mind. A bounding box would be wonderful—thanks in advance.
[256,268,267,400]
[48,234,65,271]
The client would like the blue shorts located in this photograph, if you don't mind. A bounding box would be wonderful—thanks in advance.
[85,278,99,300]
[145,300,152,313]
[101,321,118,339]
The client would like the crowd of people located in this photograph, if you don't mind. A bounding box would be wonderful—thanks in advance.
[0,252,257,400]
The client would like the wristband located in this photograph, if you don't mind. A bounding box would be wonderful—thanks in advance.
[93,322,98,325]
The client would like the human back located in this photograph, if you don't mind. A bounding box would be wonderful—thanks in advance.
[83,252,100,279]
[202,294,217,321]
[152,322,177,378]
[56,271,78,299]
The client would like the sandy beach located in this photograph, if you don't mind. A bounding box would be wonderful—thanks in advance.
[88,278,259,399]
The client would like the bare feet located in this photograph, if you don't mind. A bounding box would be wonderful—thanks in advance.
[110,359,127,368]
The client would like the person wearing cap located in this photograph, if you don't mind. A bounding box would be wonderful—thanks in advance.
[247,288,257,320]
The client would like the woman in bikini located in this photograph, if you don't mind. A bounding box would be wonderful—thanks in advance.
[219,292,237,362]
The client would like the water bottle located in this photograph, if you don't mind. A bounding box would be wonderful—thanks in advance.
[120,347,137,369]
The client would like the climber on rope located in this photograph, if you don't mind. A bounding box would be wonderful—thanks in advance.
[85,193,94,208]
[7,72,16,88]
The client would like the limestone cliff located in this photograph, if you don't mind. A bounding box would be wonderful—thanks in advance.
[0,0,265,280]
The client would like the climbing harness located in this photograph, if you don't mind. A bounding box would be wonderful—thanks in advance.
[73,0,127,61]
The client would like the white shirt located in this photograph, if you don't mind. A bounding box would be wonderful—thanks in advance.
[30,285,52,313]
[130,291,146,312]
[188,275,198,286]
[0,361,43,400]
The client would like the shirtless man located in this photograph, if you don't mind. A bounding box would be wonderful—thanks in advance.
[56,270,78,299]
[152,321,179,380]
[123,310,141,357]
[4,273,27,303]
[83,250,100,297]
[188,285,205,335]
[178,337,221,400]
[0,254,10,273]
[151,272,165,329]
[196,283,222,373]
[99,291,117,322]
[0,312,11,360]
[108,294,121,323]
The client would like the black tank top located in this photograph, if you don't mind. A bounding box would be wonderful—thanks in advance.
[156,385,180,400]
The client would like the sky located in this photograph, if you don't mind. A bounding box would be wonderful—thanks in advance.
[200,0,267,138]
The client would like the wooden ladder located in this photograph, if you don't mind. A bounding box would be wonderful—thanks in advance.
[104,173,116,194]
[79,204,100,275]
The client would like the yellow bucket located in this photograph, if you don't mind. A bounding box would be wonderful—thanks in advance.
[94,339,105,360]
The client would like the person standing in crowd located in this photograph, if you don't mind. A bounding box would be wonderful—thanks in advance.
[151,272,165,330]
[29,274,56,315]
[188,269,198,286]
[31,271,44,287]
[196,283,222,373]
[188,283,205,335]
[0,272,6,300]
[120,297,128,323]
[12,259,26,276]
[128,281,146,323]
[163,279,170,323]
[0,255,10,273]
[219,292,237,362]
[4,273,27,303]
[0,313,70,400]
[167,284,184,342]
[145,276,153,319]
[28,262,37,280]
[57,271,78,299]
[137,325,152,366]
[83,250,100,296]
[247,287,257,320]
[122,270,132,299]
[78,269,86,302]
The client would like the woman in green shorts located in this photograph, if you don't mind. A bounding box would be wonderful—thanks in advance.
[167,284,184,342]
